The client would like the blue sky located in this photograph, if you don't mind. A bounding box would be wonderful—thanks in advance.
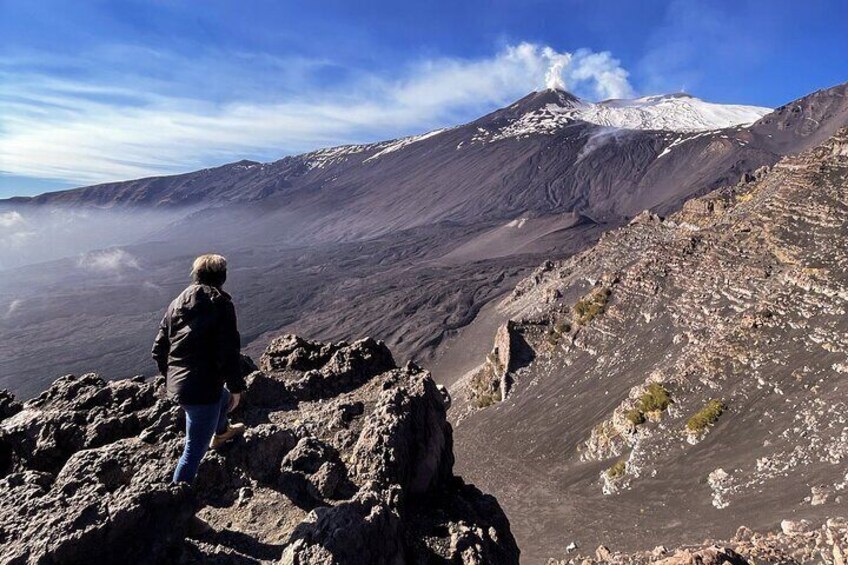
[1,0,846,197]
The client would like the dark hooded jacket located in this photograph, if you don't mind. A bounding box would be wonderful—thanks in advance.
[152,284,246,405]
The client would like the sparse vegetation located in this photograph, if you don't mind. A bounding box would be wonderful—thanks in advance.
[625,408,646,426]
[486,352,504,375]
[637,383,672,414]
[545,318,572,347]
[606,460,626,479]
[622,384,671,428]
[687,399,725,433]
[555,320,572,334]
[573,287,611,325]
[469,365,502,409]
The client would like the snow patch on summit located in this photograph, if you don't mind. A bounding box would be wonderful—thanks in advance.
[583,94,770,132]
[486,91,770,141]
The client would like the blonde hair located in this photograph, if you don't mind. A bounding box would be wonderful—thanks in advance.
[191,254,228,287]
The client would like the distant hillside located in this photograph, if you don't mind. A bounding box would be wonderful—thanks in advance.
[1,82,846,401]
[6,83,847,231]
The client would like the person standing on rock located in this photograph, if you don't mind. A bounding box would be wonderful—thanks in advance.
[152,253,246,483]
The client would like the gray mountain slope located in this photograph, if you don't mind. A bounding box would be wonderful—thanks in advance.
[1,83,846,401]
[450,127,848,563]
[6,83,847,226]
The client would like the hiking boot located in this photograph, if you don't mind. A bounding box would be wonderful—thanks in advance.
[210,422,245,450]
[186,515,213,538]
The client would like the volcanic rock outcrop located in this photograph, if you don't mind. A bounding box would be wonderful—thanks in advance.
[0,336,519,564]
[452,127,848,561]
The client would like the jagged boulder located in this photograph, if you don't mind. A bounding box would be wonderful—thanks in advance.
[280,436,348,502]
[281,489,405,565]
[260,335,344,373]
[258,335,396,401]
[0,374,161,476]
[350,364,453,496]
[229,423,298,484]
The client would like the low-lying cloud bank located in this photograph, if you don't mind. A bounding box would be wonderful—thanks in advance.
[0,206,186,271]
[1,42,633,188]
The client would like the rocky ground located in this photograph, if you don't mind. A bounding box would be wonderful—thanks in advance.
[0,336,519,564]
[451,128,848,562]
[548,517,847,564]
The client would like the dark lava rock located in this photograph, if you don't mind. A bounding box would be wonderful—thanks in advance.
[0,390,22,422]
[0,336,519,564]
[259,335,397,401]
[260,334,344,373]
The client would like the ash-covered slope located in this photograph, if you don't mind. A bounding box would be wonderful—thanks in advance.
[2,83,847,402]
[0,336,519,564]
[451,128,848,562]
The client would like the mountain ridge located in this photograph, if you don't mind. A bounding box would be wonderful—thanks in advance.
[6,82,845,214]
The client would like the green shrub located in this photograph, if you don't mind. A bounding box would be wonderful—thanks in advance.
[687,399,725,432]
[573,301,602,323]
[469,365,501,408]
[606,460,626,479]
[638,383,671,413]
[486,352,504,374]
[625,408,646,426]
[546,327,559,346]
[573,287,611,325]
[473,389,502,408]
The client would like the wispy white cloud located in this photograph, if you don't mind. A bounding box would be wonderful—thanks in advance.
[0,211,36,256]
[77,248,140,273]
[0,42,634,187]
[0,211,25,227]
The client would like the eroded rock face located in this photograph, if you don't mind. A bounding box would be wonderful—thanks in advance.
[0,336,518,564]
[350,363,453,496]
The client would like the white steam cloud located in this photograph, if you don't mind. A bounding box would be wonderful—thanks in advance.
[1,42,635,188]
[541,48,633,100]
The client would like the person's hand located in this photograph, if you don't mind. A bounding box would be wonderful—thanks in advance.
[228,392,241,413]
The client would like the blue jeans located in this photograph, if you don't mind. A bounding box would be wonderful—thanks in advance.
[173,388,230,483]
